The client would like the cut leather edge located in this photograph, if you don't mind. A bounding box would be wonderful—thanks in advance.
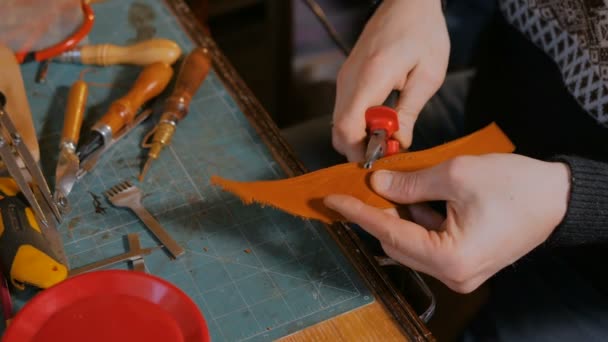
[210,122,516,223]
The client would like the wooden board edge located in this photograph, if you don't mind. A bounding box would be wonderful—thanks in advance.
[276,302,409,342]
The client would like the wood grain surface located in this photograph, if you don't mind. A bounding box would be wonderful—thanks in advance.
[278,301,415,341]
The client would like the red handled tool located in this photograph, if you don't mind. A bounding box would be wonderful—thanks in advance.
[14,1,95,64]
[364,106,400,169]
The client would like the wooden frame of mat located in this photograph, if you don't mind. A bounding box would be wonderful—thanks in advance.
[165,1,434,340]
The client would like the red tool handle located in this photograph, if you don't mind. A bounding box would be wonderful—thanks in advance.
[365,106,400,155]
[14,2,95,63]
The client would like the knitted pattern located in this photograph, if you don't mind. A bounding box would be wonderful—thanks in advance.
[549,155,608,246]
[499,0,608,126]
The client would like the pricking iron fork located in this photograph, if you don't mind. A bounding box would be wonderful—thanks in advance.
[105,180,184,259]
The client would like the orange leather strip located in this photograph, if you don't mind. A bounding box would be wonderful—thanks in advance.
[211,123,515,223]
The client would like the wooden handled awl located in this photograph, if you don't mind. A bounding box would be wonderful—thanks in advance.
[76,62,174,163]
[139,47,211,181]
[54,80,88,213]
[54,38,182,66]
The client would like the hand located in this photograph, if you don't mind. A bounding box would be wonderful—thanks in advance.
[324,154,571,293]
[332,0,449,161]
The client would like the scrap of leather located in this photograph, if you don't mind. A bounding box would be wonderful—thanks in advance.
[0,45,40,167]
[211,122,515,224]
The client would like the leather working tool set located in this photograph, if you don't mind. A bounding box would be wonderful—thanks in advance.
[0,0,401,320]
[0,7,212,322]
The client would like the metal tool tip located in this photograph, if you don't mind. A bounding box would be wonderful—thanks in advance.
[363,161,373,169]
[55,194,71,215]
[139,159,152,182]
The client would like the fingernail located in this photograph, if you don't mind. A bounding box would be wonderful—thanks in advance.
[372,170,393,192]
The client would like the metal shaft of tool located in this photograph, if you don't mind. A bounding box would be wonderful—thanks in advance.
[364,130,387,169]
[132,257,146,272]
[0,153,67,265]
[129,206,185,259]
[0,139,47,225]
[69,234,156,276]
[69,250,146,276]
[0,107,68,265]
[127,233,146,272]
[0,109,62,223]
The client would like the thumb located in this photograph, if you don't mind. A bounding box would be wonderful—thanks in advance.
[371,168,453,204]
[323,194,438,262]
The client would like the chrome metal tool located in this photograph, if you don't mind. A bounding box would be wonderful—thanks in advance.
[76,108,153,180]
[69,233,157,276]
[0,91,66,265]
[363,106,400,169]
[105,181,185,259]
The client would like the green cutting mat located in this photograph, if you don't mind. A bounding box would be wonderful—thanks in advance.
[3,0,374,341]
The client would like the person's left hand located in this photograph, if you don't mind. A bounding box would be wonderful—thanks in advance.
[324,153,571,293]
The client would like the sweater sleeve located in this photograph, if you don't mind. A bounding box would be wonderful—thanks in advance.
[546,155,608,246]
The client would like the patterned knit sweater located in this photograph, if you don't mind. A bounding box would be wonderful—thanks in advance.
[494,0,608,247]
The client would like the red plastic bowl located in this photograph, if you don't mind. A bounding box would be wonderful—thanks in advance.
[2,270,209,342]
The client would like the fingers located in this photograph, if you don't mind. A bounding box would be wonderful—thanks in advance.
[370,155,477,203]
[396,65,445,147]
[332,59,391,161]
[324,194,438,261]
[382,243,486,294]
[332,55,415,162]
[324,193,487,294]
[370,169,447,204]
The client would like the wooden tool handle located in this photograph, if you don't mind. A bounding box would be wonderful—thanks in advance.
[161,47,211,122]
[100,62,174,133]
[80,38,182,66]
[61,80,88,145]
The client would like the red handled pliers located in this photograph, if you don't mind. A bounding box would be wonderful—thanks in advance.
[14,1,95,64]
[364,106,399,169]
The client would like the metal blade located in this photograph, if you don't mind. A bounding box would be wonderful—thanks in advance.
[0,137,47,227]
[0,98,67,266]
[0,111,62,223]
[54,146,79,213]
[364,130,387,169]
[77,108,153,179]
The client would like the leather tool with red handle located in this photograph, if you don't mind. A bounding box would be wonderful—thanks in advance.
[364,105,400,168]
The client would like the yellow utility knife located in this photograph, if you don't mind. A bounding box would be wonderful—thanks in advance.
[0,178,67,290]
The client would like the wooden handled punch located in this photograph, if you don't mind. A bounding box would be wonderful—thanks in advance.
[139,47,212,180]
[76,62,174,162]
[160,47,212,123]
[54,38,182,66]
[99,62,173,133]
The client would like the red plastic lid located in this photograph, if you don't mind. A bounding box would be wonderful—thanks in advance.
[2,270,209,342]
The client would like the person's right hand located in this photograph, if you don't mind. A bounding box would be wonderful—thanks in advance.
[332,0,450,161]
[323,154,571,293]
